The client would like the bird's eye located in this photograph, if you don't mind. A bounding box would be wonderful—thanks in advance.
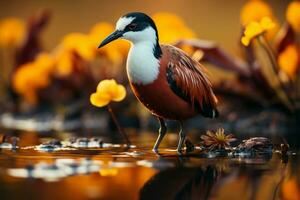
[128,23,137,30]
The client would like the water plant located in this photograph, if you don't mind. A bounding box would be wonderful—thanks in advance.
[200,128,236,151]
[90,79,130,145]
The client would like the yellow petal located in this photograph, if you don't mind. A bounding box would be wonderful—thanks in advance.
[89,22,115,46]
[241,17,276,47]
[90,93,110,107]
[286,1,300,32]
[62,33,95,60]
[0,18,26,47]
[241,36,250,46]
[240,0,273,26]
[244,22,263,38]
[90,22,129,61]
[96,79,117,93]
[260,17,275,30]
[152,12,185,29]
[111,85,126,102]
[55,50,74,76]
[278,44,299,79]
[91,79,126,106]
[152,12,196,44]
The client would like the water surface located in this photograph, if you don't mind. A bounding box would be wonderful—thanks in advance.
[0,131,298,200]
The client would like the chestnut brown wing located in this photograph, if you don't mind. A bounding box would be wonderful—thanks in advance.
[161,44,218,118]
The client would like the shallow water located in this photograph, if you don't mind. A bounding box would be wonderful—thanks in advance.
[0,131,299,200]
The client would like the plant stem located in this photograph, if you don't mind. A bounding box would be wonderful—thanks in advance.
[107,104,131,146]
[257,35,294,112]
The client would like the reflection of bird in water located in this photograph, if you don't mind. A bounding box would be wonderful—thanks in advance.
[139,166,219,200]
[98,12,218,153]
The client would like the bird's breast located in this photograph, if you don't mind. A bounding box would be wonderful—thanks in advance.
[126,42,160,85]
[129,59,198,120]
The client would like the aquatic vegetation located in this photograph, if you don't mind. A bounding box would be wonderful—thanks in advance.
[200,128,236,150]
[177,0,300,113]
[90,79,130,145]
[234,137,273,155]
[0,2,299,199]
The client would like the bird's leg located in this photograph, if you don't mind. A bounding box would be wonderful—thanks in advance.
[152,117,167,154]
[176,121,185,154]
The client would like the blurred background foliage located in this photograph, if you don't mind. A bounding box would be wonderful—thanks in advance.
[0,0,289,52]
[0,0,299,137]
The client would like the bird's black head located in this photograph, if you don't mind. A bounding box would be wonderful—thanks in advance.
[120,12,158,36]
[98,12,161,57]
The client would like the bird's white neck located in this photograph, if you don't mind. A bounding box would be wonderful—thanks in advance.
[126,40,160,85]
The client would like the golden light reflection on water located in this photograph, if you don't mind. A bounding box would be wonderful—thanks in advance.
[0,131,299,200]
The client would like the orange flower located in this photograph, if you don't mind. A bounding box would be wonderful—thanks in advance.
[240,0,278,40]
[0,18,26,47]
[13,53,55,103]
[286,1,300,32]
[282,177,300,200]
[152,12,196,44]
[61,33,95,60]
[240,0,273,26]
[90,79,126,107]
[241,17,275,46]
[89,22,129,64]
[278,44,299,80]
[54,49,74,76]
[201,128,236,150]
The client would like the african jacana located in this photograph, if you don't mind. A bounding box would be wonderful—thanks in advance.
[98,12,218,153]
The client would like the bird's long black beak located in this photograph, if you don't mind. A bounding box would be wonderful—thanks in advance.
[98,30,124,48]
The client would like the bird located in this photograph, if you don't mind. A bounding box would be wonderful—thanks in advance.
[98,12,218,154]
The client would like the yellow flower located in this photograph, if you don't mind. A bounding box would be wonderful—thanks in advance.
[241,17,275,46]
[89,22,129,64]
[286,1,300,32]
[34,53,55,74]
[13,53,55,104]
[55,49,74,76]
[61,33,95,60]
[240,0,273,26]
[152,12,196,44]
[0,18,26,47]
[90,79,126,107]
[152,12,186,30]
[89,22,114,44]
[278,44,299,79]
